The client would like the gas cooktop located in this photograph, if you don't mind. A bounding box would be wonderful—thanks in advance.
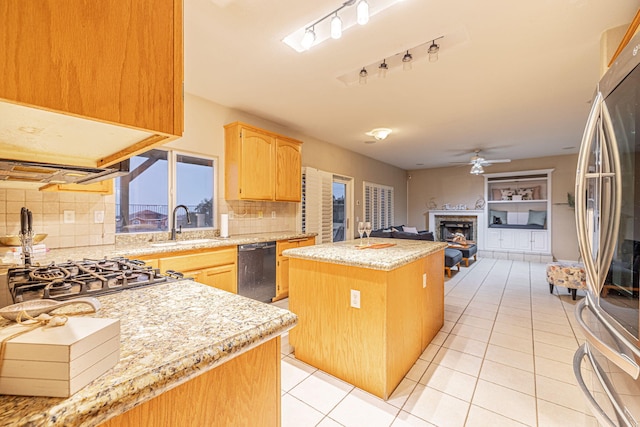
[8,257,184,303]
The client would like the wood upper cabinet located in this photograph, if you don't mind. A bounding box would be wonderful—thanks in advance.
[275,137,302,202]
[225,122,302,201]
[274,236,315,301]
[0,0,183,167]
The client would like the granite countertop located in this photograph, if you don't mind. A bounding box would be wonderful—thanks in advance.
[283,238,448,271]
[16,231,315,265]
[0,280,297,426]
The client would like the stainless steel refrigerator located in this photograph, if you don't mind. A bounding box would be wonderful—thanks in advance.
[574,32,640,426]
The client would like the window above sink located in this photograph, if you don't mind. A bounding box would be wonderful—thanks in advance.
[115,149,216,234]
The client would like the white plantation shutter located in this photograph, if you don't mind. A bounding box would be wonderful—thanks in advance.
[301,167,333,243]
[364,181,394,230]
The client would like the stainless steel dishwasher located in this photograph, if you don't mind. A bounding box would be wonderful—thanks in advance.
[237,241,276,303]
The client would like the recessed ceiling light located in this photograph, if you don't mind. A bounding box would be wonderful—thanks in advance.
[366,128,392,140]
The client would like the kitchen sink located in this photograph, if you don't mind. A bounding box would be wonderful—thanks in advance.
[150,241,179,247]
[176,238,218,245]
[150,238,219,248]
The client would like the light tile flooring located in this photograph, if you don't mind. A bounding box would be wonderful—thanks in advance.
[272,258,599,427]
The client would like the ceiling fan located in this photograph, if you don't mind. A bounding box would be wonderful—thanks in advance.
[454,150,511,175]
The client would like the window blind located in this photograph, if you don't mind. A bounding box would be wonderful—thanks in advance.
[363,181,394,230]
[301,167,333,244]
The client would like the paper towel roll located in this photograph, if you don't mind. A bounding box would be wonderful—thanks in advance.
[220,214,229,238]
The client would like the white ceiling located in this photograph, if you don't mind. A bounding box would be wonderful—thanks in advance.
[184,0,638,170]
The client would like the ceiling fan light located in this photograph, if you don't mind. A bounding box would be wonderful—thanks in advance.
[330,14,342,39]
[470,163,484,175]
[301,27,316,50]
[356,0,369,25]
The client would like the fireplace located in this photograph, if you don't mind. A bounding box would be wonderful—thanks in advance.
[440,221,473,241]
[427,210,484,249]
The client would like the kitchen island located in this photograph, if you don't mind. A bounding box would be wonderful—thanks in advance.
[285,238,447,400]
[0,280,297,426]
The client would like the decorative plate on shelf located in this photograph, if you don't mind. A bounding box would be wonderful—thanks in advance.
[474,198,485,209]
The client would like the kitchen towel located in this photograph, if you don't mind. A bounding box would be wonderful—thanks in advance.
[220,214,229,238]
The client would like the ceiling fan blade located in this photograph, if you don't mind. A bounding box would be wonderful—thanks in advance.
[482,159,511,164]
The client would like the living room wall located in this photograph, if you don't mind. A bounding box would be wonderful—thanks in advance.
[166,93,408,236]
[406,154,579,261]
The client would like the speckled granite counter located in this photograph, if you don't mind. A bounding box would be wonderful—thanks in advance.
[10,231,315,266]
[283,238,447,271]
[0,280,297,426]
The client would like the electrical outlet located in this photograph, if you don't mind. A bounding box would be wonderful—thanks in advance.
[271,211,276,219]
[350,289,361,309]
[63,210,75,224]
[228,210,234,219]
[94,210,105,224]
[258,210,263,219]
[423,273,427,288]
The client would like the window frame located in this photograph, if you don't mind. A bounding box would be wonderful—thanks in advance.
[115,148,217,234]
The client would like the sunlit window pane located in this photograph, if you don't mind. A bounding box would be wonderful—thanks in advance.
[176,154,215,229]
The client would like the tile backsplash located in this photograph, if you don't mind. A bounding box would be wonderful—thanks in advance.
[0,189,115,249]
[0,189,299,249]
[219,199,299,236]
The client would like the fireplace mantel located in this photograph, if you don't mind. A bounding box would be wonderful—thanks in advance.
[426,210,485,250]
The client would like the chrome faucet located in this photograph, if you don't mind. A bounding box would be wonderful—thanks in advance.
[170,205,191,240]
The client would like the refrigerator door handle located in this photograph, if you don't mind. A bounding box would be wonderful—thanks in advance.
[574,343,634,427]
[576,298,640,379]
[575,93,602,295]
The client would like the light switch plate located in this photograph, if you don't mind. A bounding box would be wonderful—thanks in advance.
[94,210,105,224]
[350,289,361,309]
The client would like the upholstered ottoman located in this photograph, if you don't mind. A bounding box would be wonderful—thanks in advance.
[444,248,463,278]
[546,262,587,300]
[459,244,477,267]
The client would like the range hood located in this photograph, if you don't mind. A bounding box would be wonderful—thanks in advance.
[0,159,130,185]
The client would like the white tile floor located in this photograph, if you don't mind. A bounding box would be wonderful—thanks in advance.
[273,258,600,427]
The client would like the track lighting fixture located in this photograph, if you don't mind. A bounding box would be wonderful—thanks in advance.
[284,0,390,52]
[402,50,413,71]
[336,35,445,85]
[359,67,368,85]
[378,59,388,78]
[428,39,440,62]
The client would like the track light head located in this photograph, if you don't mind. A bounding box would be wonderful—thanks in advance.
[428,40,440,62]
[359,67,368,85]
[301,27,316,50]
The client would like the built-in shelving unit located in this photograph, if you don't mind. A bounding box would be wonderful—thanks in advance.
[484,169,554,257]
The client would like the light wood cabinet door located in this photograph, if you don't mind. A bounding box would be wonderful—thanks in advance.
[143,247,238,294]
[240,128,275,200]
[0,0,183,137]
[275,137,302,202]
[193,264,237,294]
[274,237,315,301]
[225,122,302,201]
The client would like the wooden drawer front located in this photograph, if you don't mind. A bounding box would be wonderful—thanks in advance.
[159,248,236,272]
[297,237,315,248]
[277,240,299,256]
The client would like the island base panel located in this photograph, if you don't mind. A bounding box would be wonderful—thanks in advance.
[289,256,441,400]
[100,337,281,427]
